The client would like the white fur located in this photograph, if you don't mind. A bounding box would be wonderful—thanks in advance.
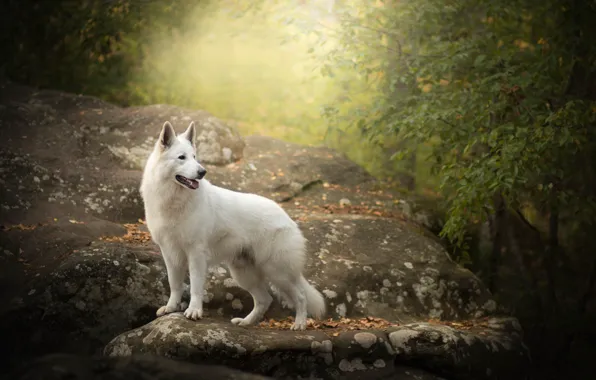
[140,121,326,330]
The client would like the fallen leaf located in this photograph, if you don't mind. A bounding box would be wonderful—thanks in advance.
[257,316,399,332]
[100,222,152,244]
[1,223,43,231]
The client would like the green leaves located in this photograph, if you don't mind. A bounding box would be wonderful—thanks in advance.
[474,54,487,67]
[312,0,596,248]
[1,0,213,102]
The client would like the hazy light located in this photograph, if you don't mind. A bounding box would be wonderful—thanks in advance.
[131,0,369,144]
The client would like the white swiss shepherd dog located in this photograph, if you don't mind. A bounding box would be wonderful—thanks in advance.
[140,121,326,330]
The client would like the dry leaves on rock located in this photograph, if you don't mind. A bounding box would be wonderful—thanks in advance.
[0,223,46,231]
[258,316,399,334]
[257,316,494,336]
[427,317,491,331]
[100,219,151,244]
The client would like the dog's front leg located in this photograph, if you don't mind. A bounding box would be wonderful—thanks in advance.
[157,247,187,317]
[184,248,207,320]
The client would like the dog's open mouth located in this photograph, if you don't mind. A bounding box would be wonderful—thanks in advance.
[175,175,199,190]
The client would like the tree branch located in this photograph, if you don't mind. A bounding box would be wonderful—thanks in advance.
[514,208,541,234]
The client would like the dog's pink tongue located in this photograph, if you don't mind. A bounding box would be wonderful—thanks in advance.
[189,179,199,190]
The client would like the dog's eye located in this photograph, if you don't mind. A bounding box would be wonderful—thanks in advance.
[178,155,186,160]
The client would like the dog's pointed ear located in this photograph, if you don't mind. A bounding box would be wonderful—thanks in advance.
[182,121,196,147]
[159,121,176,149]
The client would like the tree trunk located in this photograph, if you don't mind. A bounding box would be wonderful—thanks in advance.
[487,193,506,293]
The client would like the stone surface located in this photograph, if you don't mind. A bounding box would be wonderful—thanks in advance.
[0,82,530,379]
[0,81,245,225]
[1,242,168,367]
[388,318,530,380]
[7,353,272,380]
[5,353,447,380]
[0,213,500,372]
[103,314,528,380]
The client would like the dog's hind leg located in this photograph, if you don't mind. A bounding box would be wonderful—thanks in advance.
[271,285,295,310]
[265,258,309,330]
[273,278,308,331]
[228,263,273,327]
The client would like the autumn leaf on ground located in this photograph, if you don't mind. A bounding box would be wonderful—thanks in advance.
[257,316,492,333]
[426,317,491,330]
[100,222,152,244]
[257,316,399,332]
[1,223,46,231]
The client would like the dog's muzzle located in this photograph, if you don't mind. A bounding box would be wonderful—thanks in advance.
[175,175,200,190]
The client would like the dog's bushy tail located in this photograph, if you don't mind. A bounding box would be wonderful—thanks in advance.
[300,276,326,319]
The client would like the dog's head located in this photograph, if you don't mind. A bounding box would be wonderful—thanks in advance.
[155,121,207,190]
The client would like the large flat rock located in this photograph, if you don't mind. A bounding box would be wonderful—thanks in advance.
[0,83,529,379]
[102,314,528,380]
[1,213,498,366]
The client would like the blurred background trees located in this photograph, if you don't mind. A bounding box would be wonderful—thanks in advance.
[0,0,204,104]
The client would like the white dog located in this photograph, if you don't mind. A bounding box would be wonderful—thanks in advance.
[139,121,326,330]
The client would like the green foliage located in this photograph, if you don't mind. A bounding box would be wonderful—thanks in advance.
[302,0,596,247]
[0,0,205,102]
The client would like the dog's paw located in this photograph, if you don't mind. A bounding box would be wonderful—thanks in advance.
[290,319,307,331]
[156,304,178,317]
[184,307,203,320]
[230,317,255,327]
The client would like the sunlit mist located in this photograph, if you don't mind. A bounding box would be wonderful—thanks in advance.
[126,0,374,145]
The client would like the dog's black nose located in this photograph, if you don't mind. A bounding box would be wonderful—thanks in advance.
[197,167,207,180]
